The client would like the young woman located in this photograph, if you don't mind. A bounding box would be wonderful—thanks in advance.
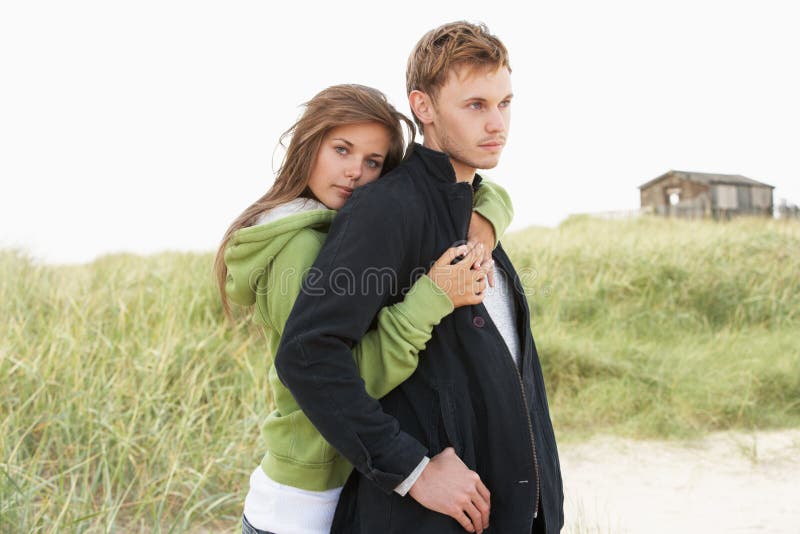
[214,84,513,534]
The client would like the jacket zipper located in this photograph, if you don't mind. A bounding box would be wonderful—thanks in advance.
[462,184,541,523]
[479,299,541,522]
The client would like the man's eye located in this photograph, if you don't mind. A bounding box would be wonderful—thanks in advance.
[469,102,483,110]
[499,99,511,108]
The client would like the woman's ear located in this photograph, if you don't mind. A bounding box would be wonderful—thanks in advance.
[409,90,434,125]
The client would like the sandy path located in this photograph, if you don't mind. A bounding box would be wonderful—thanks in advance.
[559,429,800,533]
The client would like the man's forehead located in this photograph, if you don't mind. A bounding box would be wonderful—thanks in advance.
[440,64,512,94]
[449,63,509,81]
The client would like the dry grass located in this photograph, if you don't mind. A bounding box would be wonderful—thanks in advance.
[2,216,798,530]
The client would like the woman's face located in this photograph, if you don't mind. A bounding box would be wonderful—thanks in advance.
[307,122,391,210]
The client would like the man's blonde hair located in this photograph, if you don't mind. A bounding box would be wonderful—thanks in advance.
[406,21,511,129]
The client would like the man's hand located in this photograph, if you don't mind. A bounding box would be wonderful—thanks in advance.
[468,212,496,287]
[408,447,491,533]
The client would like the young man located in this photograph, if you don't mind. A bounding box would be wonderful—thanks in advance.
[275,21,564,533]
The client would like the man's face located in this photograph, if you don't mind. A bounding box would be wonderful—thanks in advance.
[426,66,513,179]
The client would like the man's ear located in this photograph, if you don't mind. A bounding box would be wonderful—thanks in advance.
[409,90,435,125]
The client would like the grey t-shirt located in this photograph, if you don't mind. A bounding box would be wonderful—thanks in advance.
[482,267,522,365]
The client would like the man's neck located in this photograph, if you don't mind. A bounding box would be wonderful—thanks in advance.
[422,140,476,184]
[450,159,477,184]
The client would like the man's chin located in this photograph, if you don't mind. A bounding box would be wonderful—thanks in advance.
[450,151,503,172]
[476,156,502,170]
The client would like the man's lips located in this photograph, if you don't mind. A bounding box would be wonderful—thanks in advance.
[479,140,505,149]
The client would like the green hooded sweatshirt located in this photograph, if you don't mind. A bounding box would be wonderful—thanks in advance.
[224,181,513,491]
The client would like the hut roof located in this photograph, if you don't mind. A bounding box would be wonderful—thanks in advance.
[638,170,774,190]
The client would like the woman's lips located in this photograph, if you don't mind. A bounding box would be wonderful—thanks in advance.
[334,185,354,197]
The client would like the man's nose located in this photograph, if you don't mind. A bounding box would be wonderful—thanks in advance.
[486,108,506,133]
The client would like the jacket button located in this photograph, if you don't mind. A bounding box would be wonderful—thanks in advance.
[473,316,485,328]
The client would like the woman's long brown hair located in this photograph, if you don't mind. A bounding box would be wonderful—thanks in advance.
[214,84,416,319]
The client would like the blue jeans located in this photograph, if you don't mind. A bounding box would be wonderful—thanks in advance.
[241,514,277,534]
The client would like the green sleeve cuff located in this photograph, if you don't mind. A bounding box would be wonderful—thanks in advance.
[473,179,514,246]
[392,274,454,329]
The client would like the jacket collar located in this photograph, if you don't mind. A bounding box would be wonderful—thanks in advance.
[410,143,484,190]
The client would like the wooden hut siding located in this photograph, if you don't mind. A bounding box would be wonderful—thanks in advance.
[752,187,772,209]
[640,177,698,210]
[639,174,711,217]
[639,170,774,219]
[713,185,738,209]
[737,186,752,211]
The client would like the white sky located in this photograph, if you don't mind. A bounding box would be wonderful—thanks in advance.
[2,1,798,264]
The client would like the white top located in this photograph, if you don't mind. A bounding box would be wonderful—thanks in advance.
[244,465,342,534]
[254,197,327,226]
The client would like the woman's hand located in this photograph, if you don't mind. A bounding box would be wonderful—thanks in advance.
[467,212,496,287]
[427,243,494,308]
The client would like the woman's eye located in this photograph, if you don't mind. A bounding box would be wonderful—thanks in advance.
[335,146,347,154]
[366,160,380,169]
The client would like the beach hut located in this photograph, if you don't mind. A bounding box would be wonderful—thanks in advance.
[639,170,774,219]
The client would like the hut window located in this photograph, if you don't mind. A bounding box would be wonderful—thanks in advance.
[667,188,681,206]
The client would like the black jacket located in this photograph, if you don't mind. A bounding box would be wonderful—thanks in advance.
[275,144,564,533]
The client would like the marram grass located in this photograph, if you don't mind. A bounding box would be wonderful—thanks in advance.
[2,216,799,531]
[503,216,800,440]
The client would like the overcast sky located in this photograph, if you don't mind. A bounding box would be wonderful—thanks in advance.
[2,1,798,264]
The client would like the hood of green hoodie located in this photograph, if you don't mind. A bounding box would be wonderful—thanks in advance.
[225,204,335,306]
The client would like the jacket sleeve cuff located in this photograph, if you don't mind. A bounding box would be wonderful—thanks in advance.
[364,431,429,494]
[394,456,430,496]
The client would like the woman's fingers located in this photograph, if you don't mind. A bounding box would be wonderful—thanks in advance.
[483,258,495,288]
[456,242,483,267]
[475,257,494,289]
[435,245,470,267]
[467,245,494,289]
[474,273,488,295]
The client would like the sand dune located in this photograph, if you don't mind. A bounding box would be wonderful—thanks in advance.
[560,429,800,533]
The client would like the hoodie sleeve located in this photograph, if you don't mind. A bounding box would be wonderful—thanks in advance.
[352,274,453,398]
[472,178,514,246]
[274,188,429,495]
[265,229,453,400]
